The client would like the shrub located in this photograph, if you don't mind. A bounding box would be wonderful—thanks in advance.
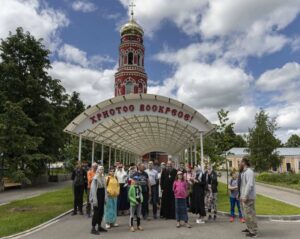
[257,172,300,185]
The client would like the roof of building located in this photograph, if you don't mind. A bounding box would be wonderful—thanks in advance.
[227,147,300,156]
[64,93,215,156]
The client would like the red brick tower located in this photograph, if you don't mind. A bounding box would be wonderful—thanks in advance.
[114,5,147,96]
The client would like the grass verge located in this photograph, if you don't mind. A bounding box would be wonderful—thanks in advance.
[217,182,300,215]
[256,179,300,191]
[0,187,73,238]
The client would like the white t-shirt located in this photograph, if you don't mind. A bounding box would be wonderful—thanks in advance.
[115,169,128,184]
[145,169,158,186]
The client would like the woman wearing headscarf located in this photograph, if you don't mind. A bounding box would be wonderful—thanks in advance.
[105,167,120,229]
[190,166,206,224]
[89,166,107,235]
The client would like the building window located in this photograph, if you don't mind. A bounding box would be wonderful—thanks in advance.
[286,163,291,172]
[137,54,141,66]
[128,52,133,65]
[229,160,232,168]
[125,81,133,94]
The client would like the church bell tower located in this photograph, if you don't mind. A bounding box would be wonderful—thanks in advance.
[114,2,148,96]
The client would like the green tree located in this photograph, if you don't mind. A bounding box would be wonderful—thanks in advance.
[0,28,68,162]
[247,109,282,172]
[0,101,49,183]
[285,134,300,147]
[204,109,238,166]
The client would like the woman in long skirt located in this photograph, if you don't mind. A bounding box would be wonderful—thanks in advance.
[105,168,120,229]
[190,166,206,224]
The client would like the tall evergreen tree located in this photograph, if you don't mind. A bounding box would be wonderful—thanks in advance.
[247,109,282,172]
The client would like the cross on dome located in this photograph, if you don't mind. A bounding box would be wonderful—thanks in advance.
[129,0,136,20]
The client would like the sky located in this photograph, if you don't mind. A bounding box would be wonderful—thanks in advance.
[1,0,300,142]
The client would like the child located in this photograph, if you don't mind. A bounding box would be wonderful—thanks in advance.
[228,171,245,223]
[173,171,192,228]
[128,176,144,232]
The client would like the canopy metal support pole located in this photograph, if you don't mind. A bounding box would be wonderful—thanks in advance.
[189,144,192,167]
[114,148,117,165]
[91,141,95,164]
[200,132,204,167]
[101,144,104,166]
[194,140,197,166]
[78,135,82,162]
[108,146,111,169]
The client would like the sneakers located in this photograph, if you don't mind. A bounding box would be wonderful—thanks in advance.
[130,226,135,232]
[113,223,119,227]
[230,217,234,222]
[137,226,144,231]
[196,219,205,224]
[105,224,111,229]
[246,232,258,238]
[176,222,181,228]
[242,229,250,233]
[240,218,246,223]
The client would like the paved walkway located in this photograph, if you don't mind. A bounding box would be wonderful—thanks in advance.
[220,174,300,208]
[0,180,72,205]
[20,213,300,239]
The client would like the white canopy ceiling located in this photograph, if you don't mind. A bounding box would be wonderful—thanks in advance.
[64,94,215,156]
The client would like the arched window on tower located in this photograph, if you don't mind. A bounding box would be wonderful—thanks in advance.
[137,53,142,66]
[128,52,133,65]
[138,82,144,93]
[125,81,133,94]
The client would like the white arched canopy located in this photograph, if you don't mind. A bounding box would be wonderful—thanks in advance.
[64,94,214,161]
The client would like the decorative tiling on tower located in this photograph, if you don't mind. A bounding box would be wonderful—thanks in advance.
[114,3,147,96]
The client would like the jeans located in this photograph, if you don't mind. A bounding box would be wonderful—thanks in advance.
[130,204,142,227]
[150,185,158,216]
[230,197,243,218]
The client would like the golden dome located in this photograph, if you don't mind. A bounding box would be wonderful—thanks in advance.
[120,18,144,36]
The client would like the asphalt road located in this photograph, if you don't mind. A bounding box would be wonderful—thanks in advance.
[20,213,300,239]
[219,173,300,208]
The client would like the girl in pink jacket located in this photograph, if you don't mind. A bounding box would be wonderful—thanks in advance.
[173,171,192,228]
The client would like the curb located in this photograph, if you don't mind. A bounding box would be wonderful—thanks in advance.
[218,210,300,221]
[256,181,300,195]
[0,208,74,239]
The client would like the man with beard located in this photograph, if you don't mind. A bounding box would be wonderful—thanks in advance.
[160,160,177,219]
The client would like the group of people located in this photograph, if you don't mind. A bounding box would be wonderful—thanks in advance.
[71,156,258,238]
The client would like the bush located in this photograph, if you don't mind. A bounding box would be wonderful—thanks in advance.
[257,172,300,185]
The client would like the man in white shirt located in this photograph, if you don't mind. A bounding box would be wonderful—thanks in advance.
[115,164,129,215]
[145,161,159,219]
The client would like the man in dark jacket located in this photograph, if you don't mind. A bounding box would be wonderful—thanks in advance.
[204,165,218,221]
[71,161,87,215]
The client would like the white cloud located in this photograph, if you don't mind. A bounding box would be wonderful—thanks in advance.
[58,44,89,67]
[119,0,207,36]
[256,62,300,91]
[72,1,97,13]
[49,61,116,106]
[58,43,114,68]
[200,0,300,38]
[0,0,69,50]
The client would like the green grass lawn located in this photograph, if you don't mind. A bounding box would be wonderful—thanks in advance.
[217,182,300,215]
[0,187,73,237]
